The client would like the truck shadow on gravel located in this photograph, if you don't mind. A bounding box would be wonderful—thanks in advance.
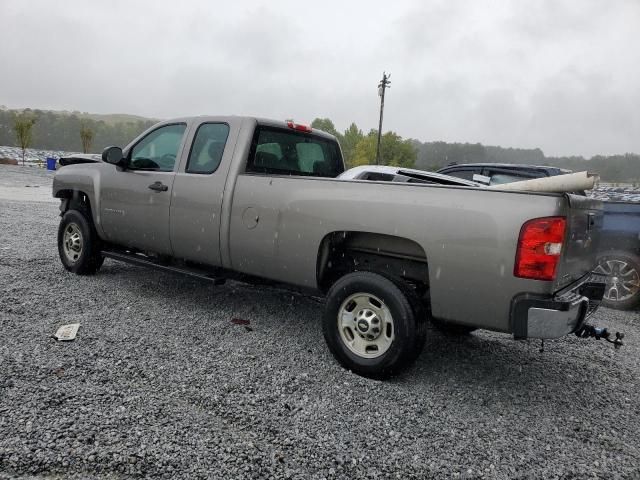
[409,325,635,406]
[98,262,629,396]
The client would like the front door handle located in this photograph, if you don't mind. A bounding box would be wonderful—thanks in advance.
[148,181,168,192]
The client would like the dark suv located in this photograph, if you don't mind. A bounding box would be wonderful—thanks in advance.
[438,163,640,310]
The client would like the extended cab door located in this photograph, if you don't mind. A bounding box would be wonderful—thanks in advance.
[228,123,344,281]
[169,121,237,267]
[100,123,188,255]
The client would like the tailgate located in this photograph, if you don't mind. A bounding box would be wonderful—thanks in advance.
[554,194,603,291]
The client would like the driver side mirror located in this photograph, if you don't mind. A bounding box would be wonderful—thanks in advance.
[102,146,125,167]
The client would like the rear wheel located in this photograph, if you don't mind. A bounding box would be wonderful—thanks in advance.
[58,209,104,275]
[594,250,640,310]
[322,271,426,379]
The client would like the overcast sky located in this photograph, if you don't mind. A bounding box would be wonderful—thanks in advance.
[1,0,639,157]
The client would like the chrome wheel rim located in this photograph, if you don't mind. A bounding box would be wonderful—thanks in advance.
[337,293,394,359]
[62,223,83,264]
[594,259,640,302]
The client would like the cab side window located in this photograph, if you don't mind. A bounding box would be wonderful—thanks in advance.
[129,124,187,172]
[186,123,230,174]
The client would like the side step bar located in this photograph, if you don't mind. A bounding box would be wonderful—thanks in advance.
[102,250,226,285]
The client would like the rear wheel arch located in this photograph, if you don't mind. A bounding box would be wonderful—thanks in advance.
[316,231,430,296]
[599,233,640,256]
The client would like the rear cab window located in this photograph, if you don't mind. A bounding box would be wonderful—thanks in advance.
[246,126,344,178]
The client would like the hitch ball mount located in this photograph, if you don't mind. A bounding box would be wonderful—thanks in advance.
[575,324,624,348]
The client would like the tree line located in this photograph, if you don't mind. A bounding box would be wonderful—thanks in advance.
[1,108,637,182]
[409,140,639,183]
[310,118,417,169]
[0,108,155,155]
[312,117,639,182]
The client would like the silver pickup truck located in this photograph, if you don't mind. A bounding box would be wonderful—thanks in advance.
[53,116,606,378]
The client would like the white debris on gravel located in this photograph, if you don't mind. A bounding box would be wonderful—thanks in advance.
[0,164,639,479]
[53,323,81,341]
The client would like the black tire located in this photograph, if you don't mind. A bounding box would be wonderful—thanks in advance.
[595,250,640,310]
[57,209,104,275]
[430,318,477,336]
[322,271,427,379]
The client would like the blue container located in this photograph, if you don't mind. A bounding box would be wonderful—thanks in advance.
[46,157,57,171]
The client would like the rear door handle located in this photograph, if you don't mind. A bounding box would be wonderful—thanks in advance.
[148,181,168,192]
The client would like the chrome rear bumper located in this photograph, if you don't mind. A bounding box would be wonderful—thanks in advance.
[511,274,606,339]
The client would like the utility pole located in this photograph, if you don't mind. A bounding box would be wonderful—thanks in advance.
[375,71,391,165]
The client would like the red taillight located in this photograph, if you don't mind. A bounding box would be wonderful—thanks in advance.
[514,216,566,281]
[286,120,312,133]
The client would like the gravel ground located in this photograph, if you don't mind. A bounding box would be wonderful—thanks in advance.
[0,165,639,479]
[0,166,56,203]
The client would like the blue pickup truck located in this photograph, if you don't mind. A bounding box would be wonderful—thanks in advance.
[438,163,640,310]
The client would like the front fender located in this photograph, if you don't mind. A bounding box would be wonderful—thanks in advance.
[53,164,107,239]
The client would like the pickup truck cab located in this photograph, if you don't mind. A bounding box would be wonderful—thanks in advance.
[439,162,640,310]
[53,117,606,378]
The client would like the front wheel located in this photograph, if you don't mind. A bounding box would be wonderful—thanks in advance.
[322,272,426,379]
[594,250,640,310]
[57,209,104,275]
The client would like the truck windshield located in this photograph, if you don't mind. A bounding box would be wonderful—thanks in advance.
[246,127,343,178]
